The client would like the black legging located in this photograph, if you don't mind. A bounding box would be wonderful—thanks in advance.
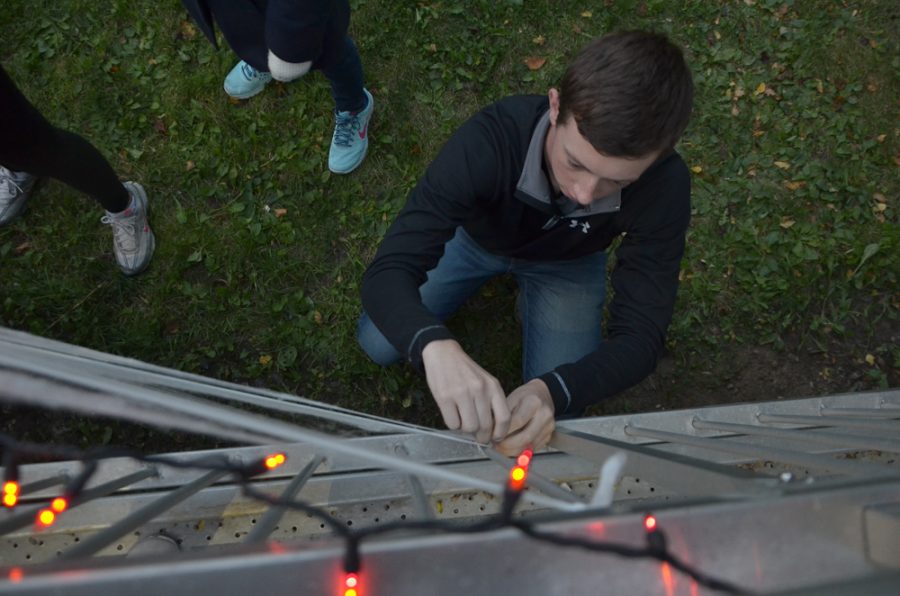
[0,64,129,213]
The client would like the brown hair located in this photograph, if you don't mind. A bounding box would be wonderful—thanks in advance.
[558,31,694,157]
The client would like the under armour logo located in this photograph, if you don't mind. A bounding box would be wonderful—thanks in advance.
[569,220,591,234]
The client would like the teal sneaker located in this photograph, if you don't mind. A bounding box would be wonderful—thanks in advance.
[0,166,37,226]
[328,89,374,174]
[223,60,272,100]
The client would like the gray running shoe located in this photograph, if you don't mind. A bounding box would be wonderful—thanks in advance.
[101,181,156,276]
[0,166,37,225]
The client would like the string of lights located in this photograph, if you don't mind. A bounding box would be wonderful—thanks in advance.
[0,433,751,595]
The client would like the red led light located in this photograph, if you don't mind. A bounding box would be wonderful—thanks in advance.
[37,509,56,527]
[264,453,287,470]
[3,481,20,508]
[343,572,360,596]
[8,567,23,583]
[516,449,533,467]
[644,514,658,532]
[51,497,69,513]
[508,449,534,491]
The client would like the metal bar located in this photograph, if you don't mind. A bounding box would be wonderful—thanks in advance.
[0,468,156,537]
[624,425,893,477]
[691,418,900,453]
[551,428,773,496]
[0,364,584,513]
[482,449,582,504]
[245,456,325,544]
[757,413,900,433]
[819,407,900,419]
[18,474,70,496]
[61,469,229,559]
[0,332,443,436]
[393,444,434,518]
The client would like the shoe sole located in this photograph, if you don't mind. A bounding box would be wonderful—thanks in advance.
[223,83,269,100]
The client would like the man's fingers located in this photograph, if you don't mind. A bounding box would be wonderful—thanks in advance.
[490,387,512,442]
[436,401,461,432]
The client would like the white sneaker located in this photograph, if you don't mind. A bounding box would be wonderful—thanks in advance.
[0,166,37,225]
[101,181,156,276]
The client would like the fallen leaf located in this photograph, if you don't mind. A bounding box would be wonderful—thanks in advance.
[532,35,546,45]
[274,208,288,218]
[865,354,875,365]
[185,160,195,171]
[753,129,765,137]
[873,193,887,203]
[876,134,886,143]
[427,43,437,53]
[874,203,887,212]
[733,86,745,99]
[14,242,31,255]
[731,105,740,116]
[783,181,805,190]
[581,10,593,18]
[259,355,272,366]
[754,82,767,95]
[313,311,323,325]
[524,56,546,70]
[779,218,795,229]
[179,20,197,40]
[690,165,703,174]
[773,160,791,169]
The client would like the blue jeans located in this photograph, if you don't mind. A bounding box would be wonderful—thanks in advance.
[358,227,608,382]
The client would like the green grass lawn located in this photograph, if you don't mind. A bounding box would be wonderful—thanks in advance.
[1,1,897,447]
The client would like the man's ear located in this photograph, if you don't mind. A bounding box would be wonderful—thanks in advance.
[548,88,560,126]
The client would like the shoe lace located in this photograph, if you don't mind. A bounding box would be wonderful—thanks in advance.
[101,212,138,252]
[241,62,261,80]
[332,111,361,148]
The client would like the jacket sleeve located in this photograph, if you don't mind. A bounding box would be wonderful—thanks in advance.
[539,157,691,416]
[361,115,503,369]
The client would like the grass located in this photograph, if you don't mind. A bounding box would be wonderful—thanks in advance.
[1,0,897,447]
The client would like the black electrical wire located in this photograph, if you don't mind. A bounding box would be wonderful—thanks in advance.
[0,432,751,594]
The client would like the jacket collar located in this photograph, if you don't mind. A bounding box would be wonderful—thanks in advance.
[514,111,621,218]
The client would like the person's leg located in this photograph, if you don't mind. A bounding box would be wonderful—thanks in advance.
[0,64,128,214]
[322,36,372,174]
[0,64,154,274]
[206,0,269,71]
[206,0,273,99]
[513,251,608,383]
[358,228,509,365]
[320,36,366,113]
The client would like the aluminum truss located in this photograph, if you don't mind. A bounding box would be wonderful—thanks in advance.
[0,327,898,595]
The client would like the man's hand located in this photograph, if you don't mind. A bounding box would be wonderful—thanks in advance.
[421,339,510,444]
[494,379,555,456]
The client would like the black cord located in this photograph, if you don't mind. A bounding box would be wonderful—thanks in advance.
[0,432,751,594]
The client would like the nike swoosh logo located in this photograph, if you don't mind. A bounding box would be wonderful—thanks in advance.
[358,124,368,140]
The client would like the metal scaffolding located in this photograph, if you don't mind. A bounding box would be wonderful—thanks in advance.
[0,327,898,595]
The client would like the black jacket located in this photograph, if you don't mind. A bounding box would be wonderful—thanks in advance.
[181,0,349,70]
[361,95,691,416]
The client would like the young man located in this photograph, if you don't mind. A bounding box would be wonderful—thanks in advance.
[358,31,694,454]
[182,0,373,174]
[0,65,155,276]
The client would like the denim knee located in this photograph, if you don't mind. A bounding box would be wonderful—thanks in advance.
[356,313,402,366]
